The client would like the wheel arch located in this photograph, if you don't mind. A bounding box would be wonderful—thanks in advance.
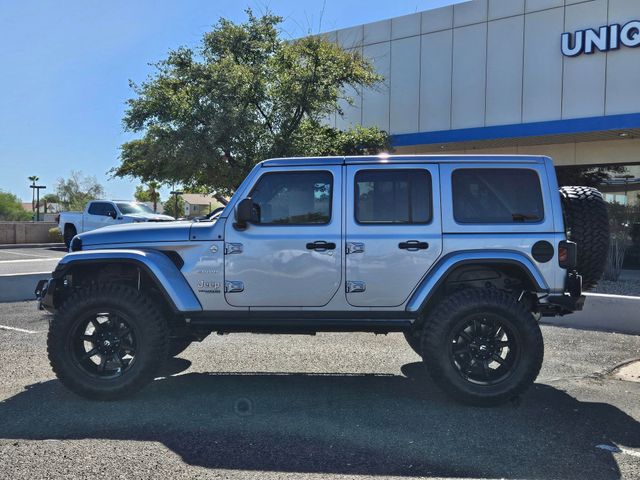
[406,251,549,315]
[51,249,202,313]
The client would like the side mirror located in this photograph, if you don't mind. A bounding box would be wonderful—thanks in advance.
[107,211,117,219]
[234,198,254,230]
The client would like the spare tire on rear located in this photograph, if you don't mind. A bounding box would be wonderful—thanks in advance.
[559,186,609,290]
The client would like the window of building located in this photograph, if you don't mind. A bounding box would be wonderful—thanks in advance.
[355,169,432,224]
[249,171,332,225]
[452,169,544,224]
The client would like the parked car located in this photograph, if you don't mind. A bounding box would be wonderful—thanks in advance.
[193,206,225,222]
[58,200,174,247]
[37,155,609,405]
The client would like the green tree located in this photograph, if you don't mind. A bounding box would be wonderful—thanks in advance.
[134,181,161,212]
[55,171,105,211]
[113,10,390,195]
[0,191,31,221]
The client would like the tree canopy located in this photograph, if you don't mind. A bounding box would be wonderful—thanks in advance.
[113,10,390,195]
[55,171,105,211]
[0,191,31,221]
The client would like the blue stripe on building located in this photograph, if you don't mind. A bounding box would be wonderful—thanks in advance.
[391,113,640,147]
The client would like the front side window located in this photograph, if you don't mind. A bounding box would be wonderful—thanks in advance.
[249,171,332,225]
[452,169,544,224]
[355,169,432,224]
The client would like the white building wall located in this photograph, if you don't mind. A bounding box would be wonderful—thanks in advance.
[327,0,640,136]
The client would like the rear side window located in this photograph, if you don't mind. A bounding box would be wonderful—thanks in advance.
[452,169,544,224]
[250,171,332,225]
[355,169,432,224]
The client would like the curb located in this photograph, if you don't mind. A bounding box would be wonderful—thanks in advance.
[0,272,50,302]
[0,243,65,250]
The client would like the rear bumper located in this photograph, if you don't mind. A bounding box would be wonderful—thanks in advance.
[541,271,585,316]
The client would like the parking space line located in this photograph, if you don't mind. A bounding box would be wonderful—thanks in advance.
[0,271,51,277]
[0,325,40,334]
[585,292,640,301]
[0,250,52,258]
[0,258,60,264]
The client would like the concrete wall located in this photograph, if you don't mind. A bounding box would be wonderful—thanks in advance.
[325,0,640,135]
[0,222,58,245]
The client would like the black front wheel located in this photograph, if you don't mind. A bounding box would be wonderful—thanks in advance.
[48,283,169,400]
[421,288,543,406]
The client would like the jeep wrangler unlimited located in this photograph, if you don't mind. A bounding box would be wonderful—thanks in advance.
[36,155,609,405]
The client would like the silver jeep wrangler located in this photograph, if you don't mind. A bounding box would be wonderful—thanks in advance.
[37,155,609,405]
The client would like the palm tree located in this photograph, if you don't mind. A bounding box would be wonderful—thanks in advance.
[148,181,161,213]
[28,175,39,212]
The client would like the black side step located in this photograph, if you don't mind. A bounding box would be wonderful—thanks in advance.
[185,316,415,334]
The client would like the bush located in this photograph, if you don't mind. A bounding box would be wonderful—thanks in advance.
[48,227,63,243]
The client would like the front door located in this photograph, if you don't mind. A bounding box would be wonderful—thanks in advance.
[345,164,442,307]
[224,166,342,307]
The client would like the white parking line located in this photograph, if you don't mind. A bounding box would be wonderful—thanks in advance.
[0,325,39,334]
[584,292,640,301]
[0,271,51,277]
[0,258,60,264]
[0,250,52,258]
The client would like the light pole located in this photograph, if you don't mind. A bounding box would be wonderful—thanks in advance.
[169,190,183,219]
[30,185,46,221]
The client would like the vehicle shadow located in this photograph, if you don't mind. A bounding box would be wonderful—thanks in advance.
[1,361,638,479]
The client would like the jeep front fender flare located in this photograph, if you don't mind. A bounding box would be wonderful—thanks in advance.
[53,249,202,313]
[405,251,549,314]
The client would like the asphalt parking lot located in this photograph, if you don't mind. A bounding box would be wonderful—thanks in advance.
[1,301,639,479]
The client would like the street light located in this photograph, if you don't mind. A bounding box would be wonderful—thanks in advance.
[30,185,46,221]
[169,190,183,219]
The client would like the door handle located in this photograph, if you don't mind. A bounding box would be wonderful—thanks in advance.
[399,240,429,251]
[306,241,336,251]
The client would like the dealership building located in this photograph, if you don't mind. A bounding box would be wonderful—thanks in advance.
[323,0,640,206]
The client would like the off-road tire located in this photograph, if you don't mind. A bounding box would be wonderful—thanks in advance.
[47,283,169,400]
[559,186,609,290]
[403,330,422,357]
[63,224,77,249]
[168,337,192,358]
[421,288,543,406]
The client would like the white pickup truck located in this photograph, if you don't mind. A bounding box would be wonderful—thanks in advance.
[59,200,174,247]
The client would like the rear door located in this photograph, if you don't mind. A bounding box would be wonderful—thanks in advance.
[345,164,442,307]
[223,166,342,307]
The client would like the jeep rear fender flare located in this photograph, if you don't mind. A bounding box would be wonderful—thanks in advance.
[53,249,202,313]
[405,251,550,314]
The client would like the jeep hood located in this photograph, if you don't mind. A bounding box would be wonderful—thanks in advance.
[79,221,193,246]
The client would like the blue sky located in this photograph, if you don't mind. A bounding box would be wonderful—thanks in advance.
[0,0,463,202]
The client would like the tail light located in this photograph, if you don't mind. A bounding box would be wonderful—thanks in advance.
[558,240,577,269]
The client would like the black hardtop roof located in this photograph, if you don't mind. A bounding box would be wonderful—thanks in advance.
[260,154,549,167]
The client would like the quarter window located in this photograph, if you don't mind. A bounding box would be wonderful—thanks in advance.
[452,169,544,224]
[355,169,432,224]
[249,171,332,225]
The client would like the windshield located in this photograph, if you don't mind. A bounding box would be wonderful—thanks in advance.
[116,202,154,215]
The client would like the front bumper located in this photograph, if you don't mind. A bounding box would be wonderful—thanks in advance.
[34,278,56,313]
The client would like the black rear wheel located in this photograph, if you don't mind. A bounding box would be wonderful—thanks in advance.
[48,283,169,400]
[63,225,77,249]
[421,288,543,406]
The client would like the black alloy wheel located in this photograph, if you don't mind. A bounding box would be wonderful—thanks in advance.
[70,311,138,379]
[450,314,519,386]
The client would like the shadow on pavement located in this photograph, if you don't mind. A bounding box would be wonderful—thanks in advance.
[1,360,638,479]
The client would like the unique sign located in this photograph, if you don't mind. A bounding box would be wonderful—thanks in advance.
[562,21,640,57]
